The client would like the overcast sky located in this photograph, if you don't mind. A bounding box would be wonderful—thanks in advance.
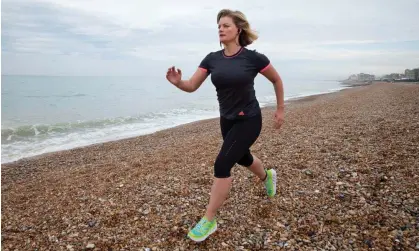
[2,0,419,79]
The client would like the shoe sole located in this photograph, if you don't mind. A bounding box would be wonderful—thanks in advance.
[187,224,217,242]
[268,169,277,197]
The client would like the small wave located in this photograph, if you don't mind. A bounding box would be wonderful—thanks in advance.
[1,116,138,142]
[1,108,220,163]
[1,108,219,144]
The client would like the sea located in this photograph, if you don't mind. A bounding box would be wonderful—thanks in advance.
[1,75,349,164]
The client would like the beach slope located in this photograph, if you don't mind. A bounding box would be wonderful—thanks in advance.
[2,83,418,250]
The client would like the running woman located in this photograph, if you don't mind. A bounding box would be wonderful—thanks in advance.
[166,9,285,242]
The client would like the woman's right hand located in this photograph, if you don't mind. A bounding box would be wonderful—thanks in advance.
[166,66,182,86]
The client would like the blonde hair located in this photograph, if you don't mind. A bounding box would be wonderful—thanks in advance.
[217,9,259,47]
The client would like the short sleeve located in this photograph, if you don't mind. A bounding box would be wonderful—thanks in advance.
[253,50,271,73]
[198,52,213,74]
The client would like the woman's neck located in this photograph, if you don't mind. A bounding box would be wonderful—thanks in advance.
[223,43,242,56]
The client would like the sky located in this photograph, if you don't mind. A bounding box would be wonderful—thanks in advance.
[1,0,419,80]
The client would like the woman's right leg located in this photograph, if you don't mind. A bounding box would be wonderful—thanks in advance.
[239,151,277,197]
[235,116,277,197]
[243,154,267,181]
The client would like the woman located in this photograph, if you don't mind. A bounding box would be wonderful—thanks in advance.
[166,9,285,242]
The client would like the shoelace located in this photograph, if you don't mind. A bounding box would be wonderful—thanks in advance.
[195,219,210,234]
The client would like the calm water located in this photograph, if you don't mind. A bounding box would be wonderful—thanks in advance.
[1,75,348,163]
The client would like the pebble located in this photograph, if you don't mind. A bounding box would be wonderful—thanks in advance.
[69,233,79,238]
[364,239,373,248]
[307,231,316,237]
[86,243,95,249]
[87,220,96,227]
[276,241,287,247]
[304,170,313,176]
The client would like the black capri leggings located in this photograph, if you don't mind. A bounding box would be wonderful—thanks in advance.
[214,112,262,178]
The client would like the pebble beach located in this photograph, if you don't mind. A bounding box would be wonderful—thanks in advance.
[2,82,419,250]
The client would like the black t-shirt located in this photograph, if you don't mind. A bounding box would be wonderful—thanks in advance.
[199,47,270,120]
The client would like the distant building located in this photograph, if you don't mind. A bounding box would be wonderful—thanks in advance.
[405,69,415,80]
[349,74,358,80]
[383,73,403,80]
[404,68,419,80]
[357,73,375,81]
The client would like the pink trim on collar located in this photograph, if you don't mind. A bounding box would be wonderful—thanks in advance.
[222,47,244,58]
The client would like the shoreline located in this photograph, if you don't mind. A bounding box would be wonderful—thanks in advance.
[1,83,353,165]
[2,82,418,250]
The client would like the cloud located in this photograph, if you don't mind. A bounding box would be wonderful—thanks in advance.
[2,0,419,79]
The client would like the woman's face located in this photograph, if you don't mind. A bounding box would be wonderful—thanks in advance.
[218,16,239,44]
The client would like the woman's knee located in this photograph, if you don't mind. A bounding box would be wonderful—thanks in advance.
[237,152,254,167]
[213,155,233,178]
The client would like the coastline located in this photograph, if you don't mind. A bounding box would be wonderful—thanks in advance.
[2,82,418,250]
[1,83,351,165]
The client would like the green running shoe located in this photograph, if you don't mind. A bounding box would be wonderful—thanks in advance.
[187,216,217,242]
[264,169,277,197]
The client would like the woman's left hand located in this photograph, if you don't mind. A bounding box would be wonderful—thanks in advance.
[274,108,284,129]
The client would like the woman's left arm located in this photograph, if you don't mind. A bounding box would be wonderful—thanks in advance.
[260,64,285,129]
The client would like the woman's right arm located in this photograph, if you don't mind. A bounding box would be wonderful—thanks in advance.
[167,67,209,93]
